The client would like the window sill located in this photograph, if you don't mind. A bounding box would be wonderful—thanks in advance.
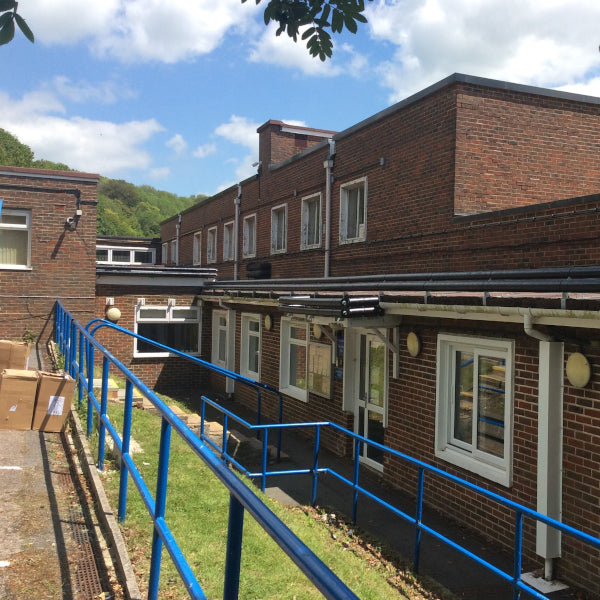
[0,265,32,271]
[339,237,366,245]
[300,244,322,251]
[435,446,512,487]
[280,385,308,403]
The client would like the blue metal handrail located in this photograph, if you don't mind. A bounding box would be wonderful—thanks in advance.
[54,301,360,600]
[195,397,600,600]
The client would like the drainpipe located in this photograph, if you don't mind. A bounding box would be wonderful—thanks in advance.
[524,314,562,582]
[234,184,241,281]
[176,213,182,266]
[324,139,336,278]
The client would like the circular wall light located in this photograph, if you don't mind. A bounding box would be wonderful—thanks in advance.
[106,307,121,323]
[406,332,421,357]
[264,314,272,331]
[313,324,322,339]
[566,352,591,388]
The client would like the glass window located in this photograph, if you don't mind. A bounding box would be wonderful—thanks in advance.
[212,310,234,368]
[193,231,202,265]
[340,178,367,244]
[243,214,256,258]
[170,239,178,265]
[271,204,287,254]
[241,314,261,379]
[0,209,30,268]
[435,334,514,487]
[134,305,200,357]
[161,242,168,264]
[207,227,217,264]
[223,221,234,261]
[96,246,156,265]
[280,318,308,401]
[301,193,321,249]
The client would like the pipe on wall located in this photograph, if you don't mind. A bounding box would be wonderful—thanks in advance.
[324,140,336,278]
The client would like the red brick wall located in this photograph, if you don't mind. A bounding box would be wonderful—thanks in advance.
[94,286,207,393]
[0,168,98,348]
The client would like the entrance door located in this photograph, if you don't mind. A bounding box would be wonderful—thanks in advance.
[355,332,386,470]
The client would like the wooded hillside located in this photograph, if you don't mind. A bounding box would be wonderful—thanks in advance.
[0,127,206,237]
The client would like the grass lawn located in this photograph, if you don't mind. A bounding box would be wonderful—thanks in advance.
[85,396,454,600]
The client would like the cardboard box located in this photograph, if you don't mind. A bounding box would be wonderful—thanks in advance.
[0,340,31,370]
[32,372,75,432]
[0,369,39,430]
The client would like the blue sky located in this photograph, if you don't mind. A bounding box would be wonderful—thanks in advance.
[3,0,600,198]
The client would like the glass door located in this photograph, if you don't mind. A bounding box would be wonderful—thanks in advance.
[355,333,386,470]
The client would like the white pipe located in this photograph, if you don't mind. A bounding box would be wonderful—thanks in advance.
[523,313,553,341]
[234,184,241,281]
[324,140,335,278]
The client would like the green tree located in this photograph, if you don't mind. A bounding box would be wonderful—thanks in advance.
[246,0,373,60]
[1,1,371,59]
[0,128,34,167]
[32,158,71,171]
[0,0,33,45]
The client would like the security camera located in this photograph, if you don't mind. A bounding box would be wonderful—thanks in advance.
[65,216,77,230]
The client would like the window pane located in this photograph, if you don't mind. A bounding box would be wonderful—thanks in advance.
[134,250,154,264]
[249,320,260,333]
[454,351,474,445]
[369,342,385,408]
[96,249,109,261]
[477,356,505,458]
[137,323,198,353]
[113,250,130,262]
[248,334,259,373]
[139,308,167,319]
[0,214,27,226]
[172,308,198,320]
[0,230,28,265]
[290,325,306,342]
[218,329,227,362]
[289,344,306,389]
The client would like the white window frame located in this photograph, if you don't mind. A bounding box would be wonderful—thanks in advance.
[170,239,178,265]
[242,214,256,258]
[207,226,218,264]
[271,204,287,254]
[161,242,168,264]
[96,245,156,265]
[340,177,367,244]
[134,304,201,358]
[223,220,235,262]
[193,231,202,265]
[280,317,308,402]
[0,208,31,269]
[435,333,514,487]
[240,313,261,380]
[301,193,322,250]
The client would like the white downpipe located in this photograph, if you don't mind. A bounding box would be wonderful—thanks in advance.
[535,340,563,581]
[524,313,553,342]
[234,184,241,281]
[324,140,335,278]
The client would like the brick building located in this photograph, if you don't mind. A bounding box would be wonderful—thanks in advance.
[97,74,600,594]
[0,166,99,367]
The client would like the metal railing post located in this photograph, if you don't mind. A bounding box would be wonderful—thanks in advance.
[97,356,110,471]
[261,428,269,493]
[77,330,84,407]
[223,494,245,600]
[311,425,321,507]
[86,344,95,438]
[513,510,524,600]
[352,438,361,524]
[148,417,172,600]
[413,466,425,573]
[118,379,134,522]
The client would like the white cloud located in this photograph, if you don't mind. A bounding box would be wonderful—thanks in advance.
[167,134,188,155]
[49,76,135,104]
[366,0,600,101]
[149,167,171,180]
[26,0,260,63]
[193,143,217,159]
[249,23,343,76]
[0,88,164,175]
[215,115,260,151]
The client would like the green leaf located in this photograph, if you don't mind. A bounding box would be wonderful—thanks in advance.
[14,13,34,43]
[331,9,343,33]
[0,0,16,11]
[0,15,14,45]
[301,26,315,40]
[344,15,358,33]
[0,10,12,27]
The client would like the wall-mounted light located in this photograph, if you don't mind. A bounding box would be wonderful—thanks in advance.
[566,352,591,388]
[106,307,121,323]
[264,314,272,331]
[406,332,421,357]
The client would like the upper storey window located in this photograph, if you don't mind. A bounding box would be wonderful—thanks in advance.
[340,177,367,244]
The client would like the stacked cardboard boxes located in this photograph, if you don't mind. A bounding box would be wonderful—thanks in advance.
[0,340,74,433]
